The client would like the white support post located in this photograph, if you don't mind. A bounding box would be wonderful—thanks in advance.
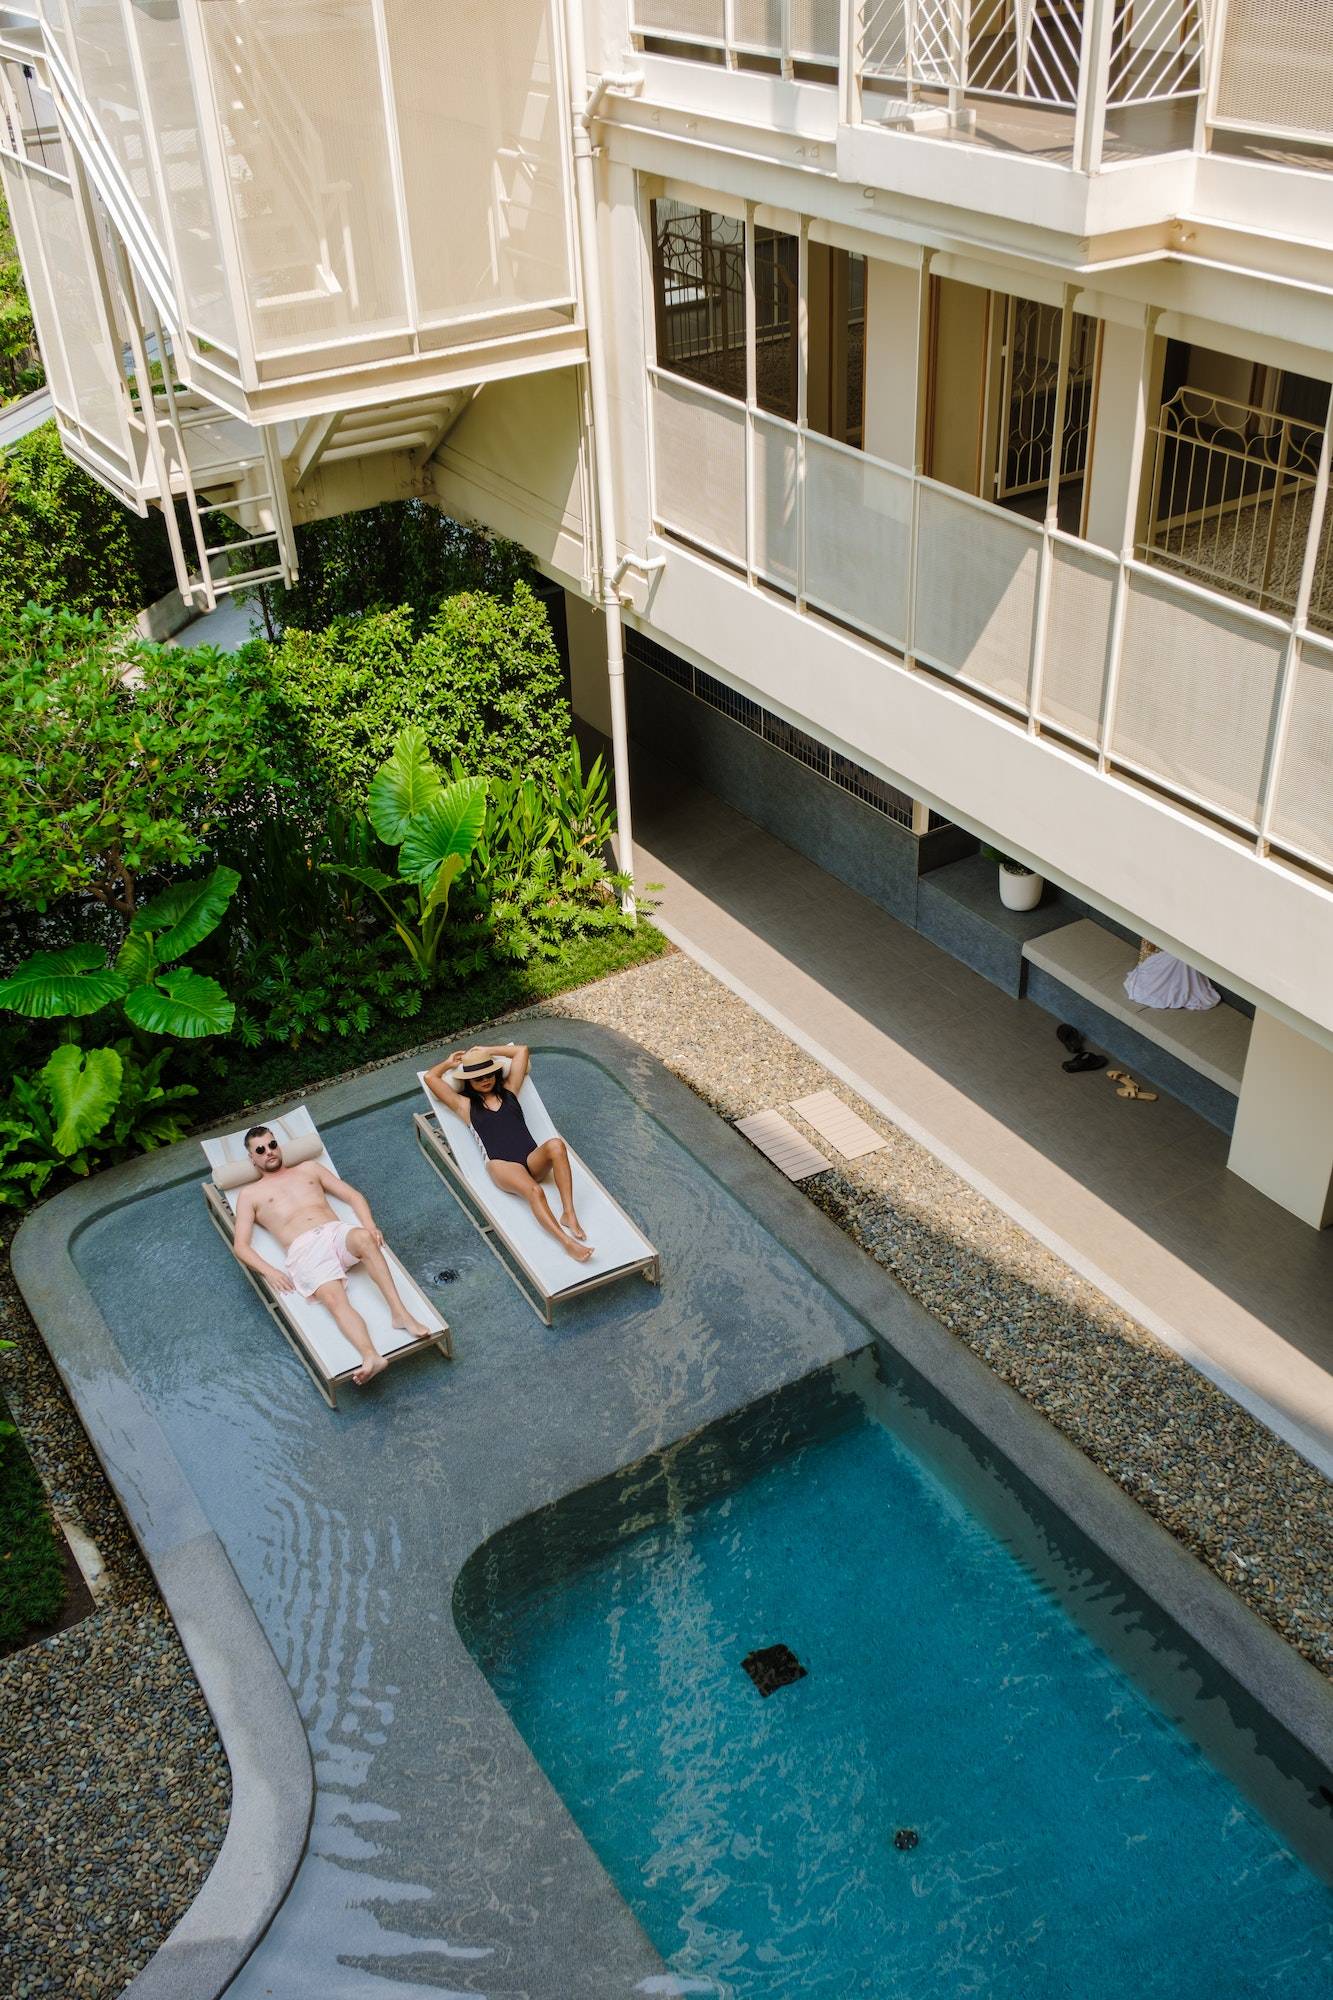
[839,0,864,127]
[1072,0,1114,175]
[781,0,795,80]
[1197,0,1230,155]
[905,247,933,665]
[564,0,637,912]
[744,201,757,589]
[1097,308,1159,770]
[796,219,809,612]
[1257,385,1333,850]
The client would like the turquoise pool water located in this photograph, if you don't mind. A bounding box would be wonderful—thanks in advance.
[464,1352,1333,1998]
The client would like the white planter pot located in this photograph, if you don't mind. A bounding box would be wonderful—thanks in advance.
[999,867,1043,912]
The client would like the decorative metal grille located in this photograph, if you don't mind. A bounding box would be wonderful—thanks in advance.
[652,200,746,402]
[996,298,1098,501]
[1141,384,1329,623]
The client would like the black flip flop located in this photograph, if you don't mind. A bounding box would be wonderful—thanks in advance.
[1056,1023,1084,1054]
[1063,1050,1107,1073]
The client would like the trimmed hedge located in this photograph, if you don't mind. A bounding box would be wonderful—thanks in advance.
[0,421,176,619]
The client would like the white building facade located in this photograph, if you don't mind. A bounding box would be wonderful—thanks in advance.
[4,0,1333,1226]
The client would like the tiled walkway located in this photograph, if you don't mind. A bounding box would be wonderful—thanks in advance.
[630,755,1333,1477]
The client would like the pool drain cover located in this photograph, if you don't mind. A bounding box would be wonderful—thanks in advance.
[741,1644,807,1696]
[894,1828,919,1852]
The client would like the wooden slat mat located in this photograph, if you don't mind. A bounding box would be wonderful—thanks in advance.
[734,1109,830,1181]
[789,1089,886,1160]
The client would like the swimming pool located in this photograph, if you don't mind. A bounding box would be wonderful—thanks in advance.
[460,1349,1333,1999]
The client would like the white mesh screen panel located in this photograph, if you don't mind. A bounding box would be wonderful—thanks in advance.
[635,2,726,37]
[753,414,798,590]
[2,164,74,415]
[803,432,910,648]
[1040,541,1116,740]
[1114,572,1284,825]
[129,0,236,351]
[385,0,572,328]
[27,168,130,462]
[653,374,746,564]
[790,0,839,59]
[914,486,1038,704]
[1270,639,1333,866]
[198,0,407,353]
[733,1,783,49]
[1214,0,1333,141]
[65,1,164,241]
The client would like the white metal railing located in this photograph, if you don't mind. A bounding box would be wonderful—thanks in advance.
[633,2,839,70]
[648,365,1333,874]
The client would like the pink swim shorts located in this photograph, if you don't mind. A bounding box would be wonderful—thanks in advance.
[286,1220,359,1297]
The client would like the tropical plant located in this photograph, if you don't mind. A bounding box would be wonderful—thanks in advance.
[323,728,487,978]
[254,579,570,805]
[0,1040,197,1207]
[0,867,240,1038]
[0,422,176,618]
[0,608,275,918]
[468,740,628,961]
[234,931,425,1051]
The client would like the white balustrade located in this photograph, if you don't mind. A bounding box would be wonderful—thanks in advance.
[648,365,1333,871]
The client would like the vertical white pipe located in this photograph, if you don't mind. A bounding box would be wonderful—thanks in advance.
[563,0,636,909]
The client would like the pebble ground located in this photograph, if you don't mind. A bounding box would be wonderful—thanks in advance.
[2,944,1328,1997]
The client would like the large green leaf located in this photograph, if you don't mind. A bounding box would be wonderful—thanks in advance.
[131,865,241,962]
[123,968,235,1038]
[0,945,129,1019]
[42,1044,123,1155]
[115,930,156,987]
[368,727,441,846]
[399,776,488,884]
[320,861,399,895]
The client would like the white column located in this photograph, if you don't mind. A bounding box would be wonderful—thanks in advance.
[1229,1010,1333,1229]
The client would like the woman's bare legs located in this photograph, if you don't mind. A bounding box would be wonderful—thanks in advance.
[526,1137,586,1242]
[488,1157,592,1262]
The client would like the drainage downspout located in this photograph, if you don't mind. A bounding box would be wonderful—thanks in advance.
[563,1,642,910]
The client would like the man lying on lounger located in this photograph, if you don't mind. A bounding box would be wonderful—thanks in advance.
[232,1126,435,1384]
[423,1043,593,1263]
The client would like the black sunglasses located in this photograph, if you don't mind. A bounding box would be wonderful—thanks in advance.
[251,1139,281,1156]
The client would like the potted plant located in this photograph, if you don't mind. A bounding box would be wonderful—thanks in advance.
[982,844,1044,912]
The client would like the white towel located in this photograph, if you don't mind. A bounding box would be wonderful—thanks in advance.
[1124,950,1220,1012]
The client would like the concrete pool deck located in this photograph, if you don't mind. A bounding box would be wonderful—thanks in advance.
[13,1023,1333,1999]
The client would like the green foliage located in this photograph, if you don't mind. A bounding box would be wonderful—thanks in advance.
[255,580,570,804]
[0,1399,67,1650]
[0,609,275,916]
[0,189,41,402]
[325,727,487,977]
[234,930,425,1052]
[250,501,534,636]
[472,740,629,962]
[0,1040,196,1207]
[0,422,176,618]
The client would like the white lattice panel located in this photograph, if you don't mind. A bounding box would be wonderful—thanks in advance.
[635,1,726,39]
[1270,638,1333,866]
[1040,540,1117,741]
[1214,0,1333,142]
[1114,572,1285,826]
[753,413,799,591]
[803,432,911,649]
[653,374,747,564]
[914,485,1039,705]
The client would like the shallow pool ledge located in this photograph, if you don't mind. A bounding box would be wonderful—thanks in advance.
[13,1021,1333,2000]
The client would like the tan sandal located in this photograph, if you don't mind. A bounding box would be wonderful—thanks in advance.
[1115,1075,1158,1101]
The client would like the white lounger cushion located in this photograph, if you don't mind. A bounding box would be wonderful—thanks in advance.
[202,1106,445,1379]
[417,1072,655,1302]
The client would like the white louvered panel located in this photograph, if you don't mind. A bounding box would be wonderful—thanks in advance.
[735,1109,830,1181]
[1114,571,1285,826]
[803,431,911,650]
[1269,637,1333,867]
[1040,540,1117,741]
[652,374,747,564]
[913,485,1039,706]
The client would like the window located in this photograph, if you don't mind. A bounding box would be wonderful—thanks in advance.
[651,200,745,400]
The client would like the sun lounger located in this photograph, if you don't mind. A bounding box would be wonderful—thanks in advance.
[413,1068,659,1324]
[201,1105,451,1407]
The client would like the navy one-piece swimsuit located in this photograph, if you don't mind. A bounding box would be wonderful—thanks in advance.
[471,1087,538,1166]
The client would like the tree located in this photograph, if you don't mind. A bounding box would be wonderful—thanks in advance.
[0,606,277,918]
[257,580,572,804]
[0,421,177,617]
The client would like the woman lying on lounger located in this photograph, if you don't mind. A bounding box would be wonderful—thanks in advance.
[424,1044,593,1263]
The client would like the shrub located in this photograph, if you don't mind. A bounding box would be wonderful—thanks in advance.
[0,607,277,918]
[249,501,533,636]
[0,422,175,618]
[257,581,571,804]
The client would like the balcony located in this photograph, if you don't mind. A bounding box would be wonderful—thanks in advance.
[647,365,1333,883]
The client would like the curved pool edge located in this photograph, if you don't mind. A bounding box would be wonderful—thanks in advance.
[11,1020,1333,2000]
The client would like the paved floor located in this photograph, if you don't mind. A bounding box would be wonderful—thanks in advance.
[629,753,1333,1476]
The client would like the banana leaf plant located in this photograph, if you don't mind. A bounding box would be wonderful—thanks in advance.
[323,726,487,978]
[0,865,240,1038]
